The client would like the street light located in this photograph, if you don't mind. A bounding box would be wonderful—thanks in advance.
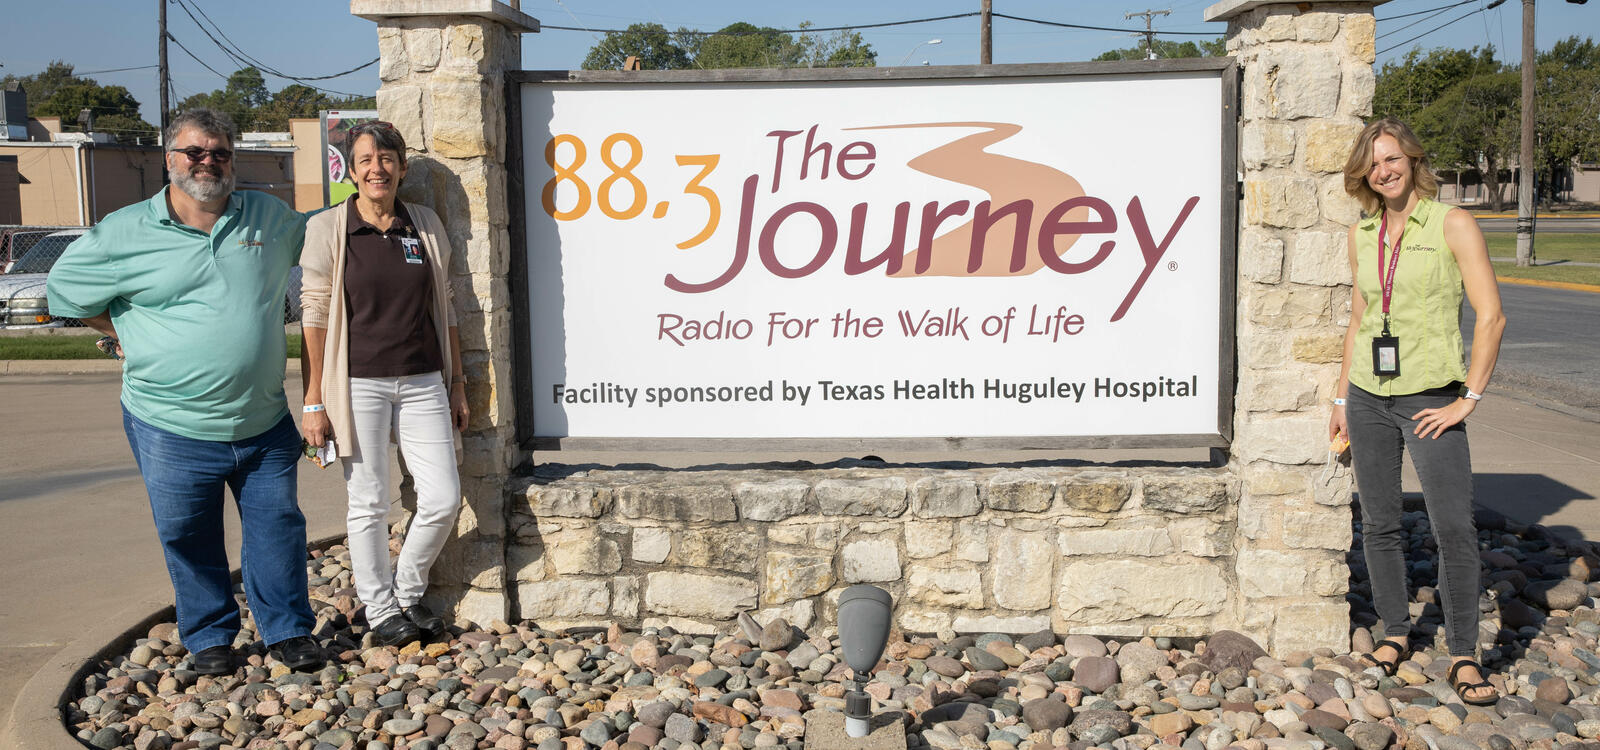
[898,38,942,66]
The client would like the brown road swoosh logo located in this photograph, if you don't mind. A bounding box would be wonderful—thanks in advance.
[847,121,1087,277]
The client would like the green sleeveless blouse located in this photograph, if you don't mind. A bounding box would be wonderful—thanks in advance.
[1348,198,1468,396]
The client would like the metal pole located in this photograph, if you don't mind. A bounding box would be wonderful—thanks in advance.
[980,0,992,65]
[1125,9,1172,60]
[1516,0,1536,266]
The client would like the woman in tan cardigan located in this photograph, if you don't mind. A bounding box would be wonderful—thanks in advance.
[299,121,466,647]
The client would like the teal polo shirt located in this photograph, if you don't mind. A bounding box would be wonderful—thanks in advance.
[48,188,307,441]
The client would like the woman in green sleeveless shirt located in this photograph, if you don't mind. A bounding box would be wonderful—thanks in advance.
[1330,118,1506,705]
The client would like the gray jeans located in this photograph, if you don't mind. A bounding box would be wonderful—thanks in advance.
[1347,384,1480,656]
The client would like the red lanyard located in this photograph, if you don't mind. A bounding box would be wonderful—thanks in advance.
[1376,210,1404,334]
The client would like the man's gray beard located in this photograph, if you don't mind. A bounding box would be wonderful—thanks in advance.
[170,167,234,203]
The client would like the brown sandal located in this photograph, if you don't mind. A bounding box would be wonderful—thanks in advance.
[1447,659,1498,706]
[1360,638,1410,676]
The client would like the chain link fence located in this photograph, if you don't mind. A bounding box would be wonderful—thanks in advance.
[1,226,88,328]
[2,225,303,329]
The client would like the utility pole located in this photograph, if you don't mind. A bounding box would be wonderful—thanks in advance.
[1516,0,1536,266]
[1125,8,1171,60]
[158,0,170,141]
[980,0,992,65]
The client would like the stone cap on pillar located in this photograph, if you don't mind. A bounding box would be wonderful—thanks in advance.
[351,0,540,33]
[1204,0,1388,22]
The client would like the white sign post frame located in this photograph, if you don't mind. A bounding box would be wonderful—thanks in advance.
[507,59,1239,452]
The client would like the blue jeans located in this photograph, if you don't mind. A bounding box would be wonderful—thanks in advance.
[122,407,315,653]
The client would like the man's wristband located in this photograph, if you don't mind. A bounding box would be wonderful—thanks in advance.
[1332,398,1347,406]
[1463,389,1483,401]
[303,404,325,413]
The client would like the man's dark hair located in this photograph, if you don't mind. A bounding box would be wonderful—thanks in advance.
[165,108,238,146]
[347,121,407,163]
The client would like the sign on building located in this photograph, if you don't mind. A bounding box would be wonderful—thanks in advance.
[513,61,1236,447]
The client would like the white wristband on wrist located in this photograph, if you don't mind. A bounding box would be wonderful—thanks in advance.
[1332,398,1347,406]
[1463,389,1482,401]
[303,404,325,413]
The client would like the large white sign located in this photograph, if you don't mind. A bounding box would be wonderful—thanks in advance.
[520,68,1229,441]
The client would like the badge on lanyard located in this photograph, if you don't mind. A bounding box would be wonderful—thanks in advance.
[1373,210,1402,377]
[400,236,424,264]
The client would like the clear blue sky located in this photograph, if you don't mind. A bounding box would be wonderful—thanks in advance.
[1,0,1593,127]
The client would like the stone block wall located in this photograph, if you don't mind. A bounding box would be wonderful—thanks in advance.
[506,468,1247,639]
[1212,0,1377,653]
[359,3,534,625]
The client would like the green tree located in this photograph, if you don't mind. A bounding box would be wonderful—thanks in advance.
[1,61,158,143]
[693,23,805,69]
[793,23,876,68]
[1532,62,1600,202]
[581,22,693,71]
[1092,38,1225,61]
[581,20,874,71]
[176,67,273,131]
[1538,36,1600,69]
[1372,46,1501,124]
[1412,72,1519,211]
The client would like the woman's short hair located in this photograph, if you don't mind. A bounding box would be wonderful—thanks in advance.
[347,121,407,163]
[1343,117,1439,215]
[165,108,237,146]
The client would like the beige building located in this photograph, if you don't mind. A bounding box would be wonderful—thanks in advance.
[0,116,306,227]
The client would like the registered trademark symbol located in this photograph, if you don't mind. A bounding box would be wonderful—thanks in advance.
[1167,261,1178,271]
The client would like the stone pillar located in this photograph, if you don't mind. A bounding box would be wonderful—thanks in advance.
[1205,0,1379,653]
[353,0,538,625]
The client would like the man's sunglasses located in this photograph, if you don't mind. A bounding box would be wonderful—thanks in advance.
[169,146,234,164]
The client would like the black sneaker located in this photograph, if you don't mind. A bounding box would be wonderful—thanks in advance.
[401,603,447,640]
[191,645,234,676]
[371,614,422,647]
[271,636,324,672]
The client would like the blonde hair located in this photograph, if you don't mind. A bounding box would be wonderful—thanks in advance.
[1342,117,1440,215]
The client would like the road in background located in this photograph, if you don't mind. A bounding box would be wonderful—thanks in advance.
[1466,284,1600,416]
[1478,216,1600,234]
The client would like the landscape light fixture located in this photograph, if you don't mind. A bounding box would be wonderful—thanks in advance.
[837,584,893,738]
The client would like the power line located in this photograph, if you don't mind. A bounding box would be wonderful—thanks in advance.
[538,10,1222,38]
[167,0,375,94]
[539,11,982,35]
[165,32,232,80]
[1376,0,1477,22]
[1378,7,1494,55]
[991,12,1219,36]
[75,64,161,76]
[1378,3,1463,39]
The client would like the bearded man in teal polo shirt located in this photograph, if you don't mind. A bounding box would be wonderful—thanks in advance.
[47,108,322,675]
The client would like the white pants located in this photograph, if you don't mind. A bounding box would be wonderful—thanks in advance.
[345,371,461,625]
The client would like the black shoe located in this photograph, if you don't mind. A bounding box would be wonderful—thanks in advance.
[401,603,446,640]
[371,614,422,647]
[272,636,324,672]
[191,645,234,676]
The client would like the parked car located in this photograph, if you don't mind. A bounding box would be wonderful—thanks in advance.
[1,227,80,273]
[0,230,85,329]
[0,229,303,329]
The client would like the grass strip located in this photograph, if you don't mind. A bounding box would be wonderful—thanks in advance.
[2,333,304,360]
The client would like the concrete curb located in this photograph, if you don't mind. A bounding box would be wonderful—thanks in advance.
[1495,276,1600,294]
[2,360,304,376]
[0,359,123,375]
[1,532,347,749]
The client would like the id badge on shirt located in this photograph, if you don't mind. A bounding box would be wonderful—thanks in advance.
[1372,335,1400,376]
[400,237,424,264]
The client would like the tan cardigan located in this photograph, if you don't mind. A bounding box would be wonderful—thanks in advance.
[300,198,460,457]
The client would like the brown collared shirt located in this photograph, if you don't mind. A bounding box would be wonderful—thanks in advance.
[343,200,443,378]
